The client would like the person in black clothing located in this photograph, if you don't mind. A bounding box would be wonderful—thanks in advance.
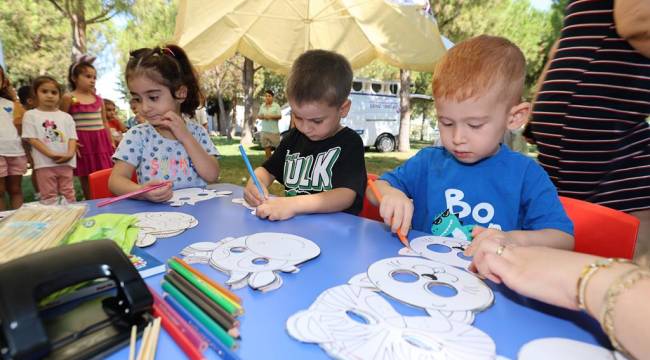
[243,50,367,220]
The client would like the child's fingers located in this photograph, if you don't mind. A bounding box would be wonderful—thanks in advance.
[400,205,413,236]
[391,206,403,233]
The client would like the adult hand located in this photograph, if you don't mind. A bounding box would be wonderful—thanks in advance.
[140,179,173,203]
[243,180,268,207]
[465,226,516,282]
[255,197,297,221]
[469,244,592,310]
[159,111,192,143]
[378,187,413,236]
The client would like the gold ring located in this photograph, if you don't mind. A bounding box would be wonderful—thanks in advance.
[496,244,506,256]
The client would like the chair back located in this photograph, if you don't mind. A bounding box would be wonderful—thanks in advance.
[359,173,383,222]
[560,196,639,259]
[88,168,114,200]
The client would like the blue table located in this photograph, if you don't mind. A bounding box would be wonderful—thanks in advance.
[98,184,607,359]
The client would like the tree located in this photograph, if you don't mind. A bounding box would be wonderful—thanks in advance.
[48,0,133,61]
[0,1,70,85]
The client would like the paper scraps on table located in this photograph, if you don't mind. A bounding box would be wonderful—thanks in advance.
[168,188,232,207]
[286,284,496,360]
[231,198,256,215]
[399,235,473,270]
[181,232,320,292]
[519,338,629,360]
[133,212,198,248]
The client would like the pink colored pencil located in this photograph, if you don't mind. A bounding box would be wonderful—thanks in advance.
[97,181,171,207]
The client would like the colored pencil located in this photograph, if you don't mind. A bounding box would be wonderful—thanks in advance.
[96,181,171,207]
[167,259,241,315]
[367,179,410,248]
[150,288,208,353]
[172,257,242,305]
[164,294,241,360]
[165,271,240,334]
[152,304,204,360]
[162,281,238,350]
[238,144,266,199]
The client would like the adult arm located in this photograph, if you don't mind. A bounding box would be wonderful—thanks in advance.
[614,0,650,58]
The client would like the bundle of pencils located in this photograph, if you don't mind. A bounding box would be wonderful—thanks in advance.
[158,257,243,360]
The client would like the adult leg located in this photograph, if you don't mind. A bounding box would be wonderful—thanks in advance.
[264,146,272,159]
[6,175,23,209]
[631,209,650,269]
[57,167,76,203]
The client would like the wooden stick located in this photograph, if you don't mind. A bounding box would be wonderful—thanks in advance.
[129,325,137,360]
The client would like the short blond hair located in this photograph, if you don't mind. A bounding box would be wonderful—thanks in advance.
[433,35,525,105]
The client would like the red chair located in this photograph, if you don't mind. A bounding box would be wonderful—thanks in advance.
[560,196,639,259]
[88,168,138,200]
[359,173,383,222]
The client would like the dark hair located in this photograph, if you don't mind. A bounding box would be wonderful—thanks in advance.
[126,44,203,117]
[286,50,352,107]
[0,65,13,101]
[18,85,33,106]
[31,76,62,98]
[68,61,95,90]
[264,89,274,97]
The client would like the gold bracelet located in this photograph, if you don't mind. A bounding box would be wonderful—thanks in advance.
[600,267,650,357]
[576,258,631,312]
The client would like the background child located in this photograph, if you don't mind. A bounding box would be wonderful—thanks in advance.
[17,85,40,200]
[108,45,220,203]
[103,98,126,145]
[243,50,367,221]
[22,76,78,204]
[367,36,573,266]
[61,56,113,199]
[0,65,28,210]
[125,97,145,129]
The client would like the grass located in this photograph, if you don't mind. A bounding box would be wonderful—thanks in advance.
[3,136,429,206]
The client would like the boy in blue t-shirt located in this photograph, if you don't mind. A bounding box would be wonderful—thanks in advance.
[368,35,574,262]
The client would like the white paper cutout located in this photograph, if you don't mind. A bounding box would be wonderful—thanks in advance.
[232,197,257,216]
[367,257,493,313]
[133,212,198,247]
[287,284,496,360]
[168,187,230,207]
[518,338,628,360]
[181,232,320,292]
[399,235,473,270]
[0,210,15,222]
[348,272,476,325]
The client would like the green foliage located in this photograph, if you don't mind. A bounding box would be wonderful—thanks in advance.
[0,0,70,86]
[255,68,287,105]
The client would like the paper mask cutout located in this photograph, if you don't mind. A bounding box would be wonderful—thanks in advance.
[348,272,476,325]
[232,198,256,215]
[133,212,198,247]
[367,257,493,313]
[519,338,628,360]
[399,235,473,270]
[181,232,320,292]
[168,187,230,207]
[287,285,496,360]
[431,209,474,241]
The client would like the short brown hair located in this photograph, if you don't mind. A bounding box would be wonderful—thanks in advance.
[433,35,525,106]
[286,50,352,107]
[31,76,62,97]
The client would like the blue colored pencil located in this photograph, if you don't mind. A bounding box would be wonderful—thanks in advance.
[238,144,266,199]
[164,293,241,360]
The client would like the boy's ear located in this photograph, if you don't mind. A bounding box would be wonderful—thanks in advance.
[339,99,352,118]
[174,86,188,103]
[507,102,531,130]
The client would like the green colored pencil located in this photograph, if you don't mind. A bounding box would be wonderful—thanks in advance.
[162,281,237,349]
[167,259,240,315]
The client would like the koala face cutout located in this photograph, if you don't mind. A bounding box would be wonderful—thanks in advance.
[367,257,493,313]
[287,285,496,360]
[401,235,473,270]
[181,232,320,292]
[168,188,230,207]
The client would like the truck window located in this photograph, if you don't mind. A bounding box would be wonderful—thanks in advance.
[371,83,382,93]
[389,84,398,94]
[352,81,363,92]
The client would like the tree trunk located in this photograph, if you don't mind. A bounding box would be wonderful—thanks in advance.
[420,112,426,142]
[70,0,87,61]
[398,69,411,152]
[229,98,238,139]
[240,57,256,145]
[215,75,228,137]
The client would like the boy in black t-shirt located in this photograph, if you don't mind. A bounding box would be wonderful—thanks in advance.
[243,50,367,220]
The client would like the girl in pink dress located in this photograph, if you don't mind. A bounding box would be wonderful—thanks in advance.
[61,57,113,199]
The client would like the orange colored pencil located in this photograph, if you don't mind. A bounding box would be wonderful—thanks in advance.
[367,179,410,248]
[172,257,242,305]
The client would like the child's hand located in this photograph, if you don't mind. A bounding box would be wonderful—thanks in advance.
[255,197,296,221]
[465,226,516,282]
[139,180,173,203]
[160,111,192,143]
[378,187,413,236]
[243,180,268,207]
[53,154,73,164]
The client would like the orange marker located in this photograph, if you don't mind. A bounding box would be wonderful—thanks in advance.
[367,179,410,248]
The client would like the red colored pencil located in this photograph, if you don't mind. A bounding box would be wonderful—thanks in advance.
[367,179,410,248]
[153,303,205,360]
[172,256,242,305]
[96,181,171,207]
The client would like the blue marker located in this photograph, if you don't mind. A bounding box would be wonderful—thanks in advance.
[238,144,266,200]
